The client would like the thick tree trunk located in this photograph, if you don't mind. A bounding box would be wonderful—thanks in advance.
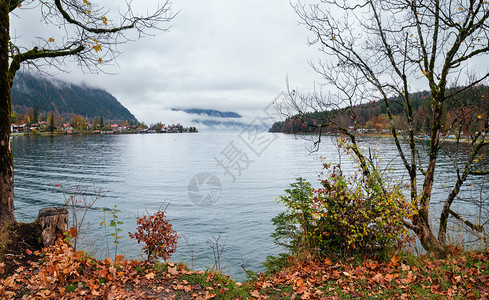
[413,212,447,258]
[0,1,15,228]
[38,207,68,247]
[413,93,448,258]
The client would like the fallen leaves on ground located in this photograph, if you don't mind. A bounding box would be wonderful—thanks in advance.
[0,239,228,299]
[248,248,489,299]
[1,238,488,299]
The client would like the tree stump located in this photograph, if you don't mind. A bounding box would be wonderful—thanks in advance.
[37,207,68,247]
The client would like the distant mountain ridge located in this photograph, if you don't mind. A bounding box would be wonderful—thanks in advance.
[171,108,242,118]
[11,72,137,122]
[171,107,259,129]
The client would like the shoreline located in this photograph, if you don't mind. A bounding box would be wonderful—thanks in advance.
[275,131,481,144]
[11,130,199,137]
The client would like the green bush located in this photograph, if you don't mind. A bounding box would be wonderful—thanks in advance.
[314,162,413,259]
[271,178,319,256]
[270,156,413,262]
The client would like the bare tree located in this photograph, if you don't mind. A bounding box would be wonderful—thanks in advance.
[0,0,175,227]
[283,0,489,257]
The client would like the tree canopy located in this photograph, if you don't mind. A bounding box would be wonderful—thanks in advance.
[282,0,489,257]
[0,0,175,227]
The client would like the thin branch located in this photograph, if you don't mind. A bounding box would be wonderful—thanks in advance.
[449,209,484,233]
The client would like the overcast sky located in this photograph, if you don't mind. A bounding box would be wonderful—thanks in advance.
[11,0,324,125]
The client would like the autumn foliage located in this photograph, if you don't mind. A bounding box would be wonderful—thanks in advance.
[273,172,411,259]
[129,208,179,261]
[252,247,489,299]
[312,162,413,259]
[0,238,236,299]
[1,236,488,299]
[271,144,414,261]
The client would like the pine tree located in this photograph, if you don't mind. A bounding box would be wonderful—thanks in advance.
[47,111,55,132]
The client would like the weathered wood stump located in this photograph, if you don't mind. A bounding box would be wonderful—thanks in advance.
[37,207,68,247]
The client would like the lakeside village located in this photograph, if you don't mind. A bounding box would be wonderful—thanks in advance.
[10,115,198,136]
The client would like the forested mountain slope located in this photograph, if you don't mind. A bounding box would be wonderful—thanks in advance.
[11,72,137,122]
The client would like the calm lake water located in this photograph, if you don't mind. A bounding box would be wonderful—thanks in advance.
[12,131,487,279]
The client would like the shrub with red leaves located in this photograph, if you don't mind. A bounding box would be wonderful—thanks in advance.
[129,209,179,261]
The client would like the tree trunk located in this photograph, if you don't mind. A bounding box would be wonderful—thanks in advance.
[413,93,448,258]
[0,1,15,228]
[413,212,447,258]
[38,207,68,247]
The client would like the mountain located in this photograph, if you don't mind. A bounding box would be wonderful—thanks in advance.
[171,108,242,118]
[270,86,489,134]
[11,72,137,122]
[191,119,264,129]
[171,107,257,130]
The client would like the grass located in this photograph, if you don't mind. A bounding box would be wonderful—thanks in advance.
[0,225,10,256]
[178,269,252,299]
[247,247,489,299]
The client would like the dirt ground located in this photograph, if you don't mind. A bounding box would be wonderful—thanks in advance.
[1,222,44,278]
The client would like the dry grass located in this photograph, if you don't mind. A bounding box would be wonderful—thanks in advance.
[0,225,10,256]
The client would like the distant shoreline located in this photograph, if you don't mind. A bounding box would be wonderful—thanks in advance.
[275,131,479,144]
[11,130,198,137]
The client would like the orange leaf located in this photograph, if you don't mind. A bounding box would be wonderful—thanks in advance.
[295,278,304,288]
[372,273,384,283]
[168,266,178,276]
[390,255,401,266]
[400,277,412,284]
[98,269,108,278]
[323,257,331,266]
[365,260,378,270]
[115,254,125,262]
[401,263,410,271]
[295,286,307,294]
[250,290,261,298]
[105,257,114,265]
[108,266,116,275]
[301,291,311,299]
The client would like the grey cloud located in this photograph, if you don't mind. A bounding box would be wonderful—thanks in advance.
[12,0,324,125]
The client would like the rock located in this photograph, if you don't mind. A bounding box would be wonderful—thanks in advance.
[37,207,68,247]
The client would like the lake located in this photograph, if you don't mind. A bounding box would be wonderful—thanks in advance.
[12,131,487,279]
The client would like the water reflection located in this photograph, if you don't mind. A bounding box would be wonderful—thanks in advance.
[12,132,488,278]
